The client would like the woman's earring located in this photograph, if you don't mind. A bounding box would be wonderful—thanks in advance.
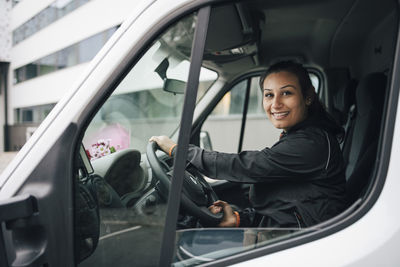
[306,97,312,105]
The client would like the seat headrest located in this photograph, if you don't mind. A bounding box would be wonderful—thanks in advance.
[333,80,357,114]
[329,68,356,125]
[356,73,387,116]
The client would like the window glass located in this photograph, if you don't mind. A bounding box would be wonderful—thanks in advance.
[242,76,281,150]
[37,7,57,30]
[247,76,264,115]
[174,228,303,265]
[14,67,24,83]
[22,110,33,122]
[13,28,23,45]
[15,104,55,124]
[201,79,248,153]
[39,54,57,76]
[82,36,216,153]
[77,12,217,266]
[13,27,117,84]
[79,33,104,63]
[15,103,56,123]
[58,46,78,69]
[25,15,38,38]
[25,63,39,80]
[200,77,280,153]
[55,0,75,17]
[12,0,92,45]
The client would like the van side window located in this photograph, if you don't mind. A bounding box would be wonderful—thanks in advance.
[75,12,216,266]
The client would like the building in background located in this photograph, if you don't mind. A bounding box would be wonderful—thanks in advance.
[0,1,12,153]
[1,0,140,151]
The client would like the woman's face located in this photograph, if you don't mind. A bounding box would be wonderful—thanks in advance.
[262,71,308,132]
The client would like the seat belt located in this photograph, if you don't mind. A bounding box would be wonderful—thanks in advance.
[341,104,356,151]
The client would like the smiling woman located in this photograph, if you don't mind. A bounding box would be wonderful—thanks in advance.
[152,60,347,229]
[262,71,309,131]
[260,61,343,137]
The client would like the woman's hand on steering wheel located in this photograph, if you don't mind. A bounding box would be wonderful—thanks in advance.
[146,140,223,226]
[149,135,176,155]
[209,200,237,227]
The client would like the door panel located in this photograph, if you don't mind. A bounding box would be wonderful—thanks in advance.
[0,123,77,266]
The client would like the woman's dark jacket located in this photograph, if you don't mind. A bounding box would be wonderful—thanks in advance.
[185,117,346,227]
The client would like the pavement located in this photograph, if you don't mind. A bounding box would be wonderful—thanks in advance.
[0,152,18,175]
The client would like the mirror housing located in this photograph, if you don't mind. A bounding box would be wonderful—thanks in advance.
[164,78,186,94]
[200,131,213,151]
[155,58,186,94]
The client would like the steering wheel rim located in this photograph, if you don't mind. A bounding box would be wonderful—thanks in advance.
[146,141,223,226]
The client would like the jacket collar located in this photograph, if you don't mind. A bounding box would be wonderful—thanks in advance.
[284,115,320,135]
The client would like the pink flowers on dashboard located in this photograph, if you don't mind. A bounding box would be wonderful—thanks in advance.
[86,139,120,160]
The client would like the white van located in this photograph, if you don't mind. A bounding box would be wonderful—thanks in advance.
[1,0,399,266]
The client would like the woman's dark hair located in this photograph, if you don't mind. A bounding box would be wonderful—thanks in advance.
[259,60,344,140]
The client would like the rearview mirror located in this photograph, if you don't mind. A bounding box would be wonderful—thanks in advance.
[164,78,186,94]
[155,58,186,94]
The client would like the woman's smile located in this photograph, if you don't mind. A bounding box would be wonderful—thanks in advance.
[271,111,290,120]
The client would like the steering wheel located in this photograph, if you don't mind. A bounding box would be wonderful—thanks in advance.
[146,141,223,226]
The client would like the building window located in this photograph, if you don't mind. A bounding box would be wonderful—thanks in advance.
[25,63,39,80]
[38,54,57,76]
[12,0,92,45]
[15,103,56,124]
[13,26,118,84]
[78,33,104,63]
[58,45,78,69]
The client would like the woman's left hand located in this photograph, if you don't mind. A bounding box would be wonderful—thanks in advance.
[208,200,237,227]
[149,135,176,155]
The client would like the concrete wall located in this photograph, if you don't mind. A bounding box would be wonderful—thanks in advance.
[0,0,11,62]
[10,63,89,109]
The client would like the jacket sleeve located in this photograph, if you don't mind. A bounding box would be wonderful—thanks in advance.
[185,130,330,183]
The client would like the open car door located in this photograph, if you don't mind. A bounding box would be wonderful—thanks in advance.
[0,2,212,266]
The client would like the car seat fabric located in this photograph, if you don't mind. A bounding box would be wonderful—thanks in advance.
[342,72,387,204]
[329,68,357,126]
[74,181,100,264]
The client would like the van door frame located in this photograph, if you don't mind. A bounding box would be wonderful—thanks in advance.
[158,5,211,266]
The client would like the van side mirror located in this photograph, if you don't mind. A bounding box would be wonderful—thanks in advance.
[200,131,213,151]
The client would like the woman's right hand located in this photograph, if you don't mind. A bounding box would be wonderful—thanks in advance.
[208,200,237,227]
[149,135,176,155]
